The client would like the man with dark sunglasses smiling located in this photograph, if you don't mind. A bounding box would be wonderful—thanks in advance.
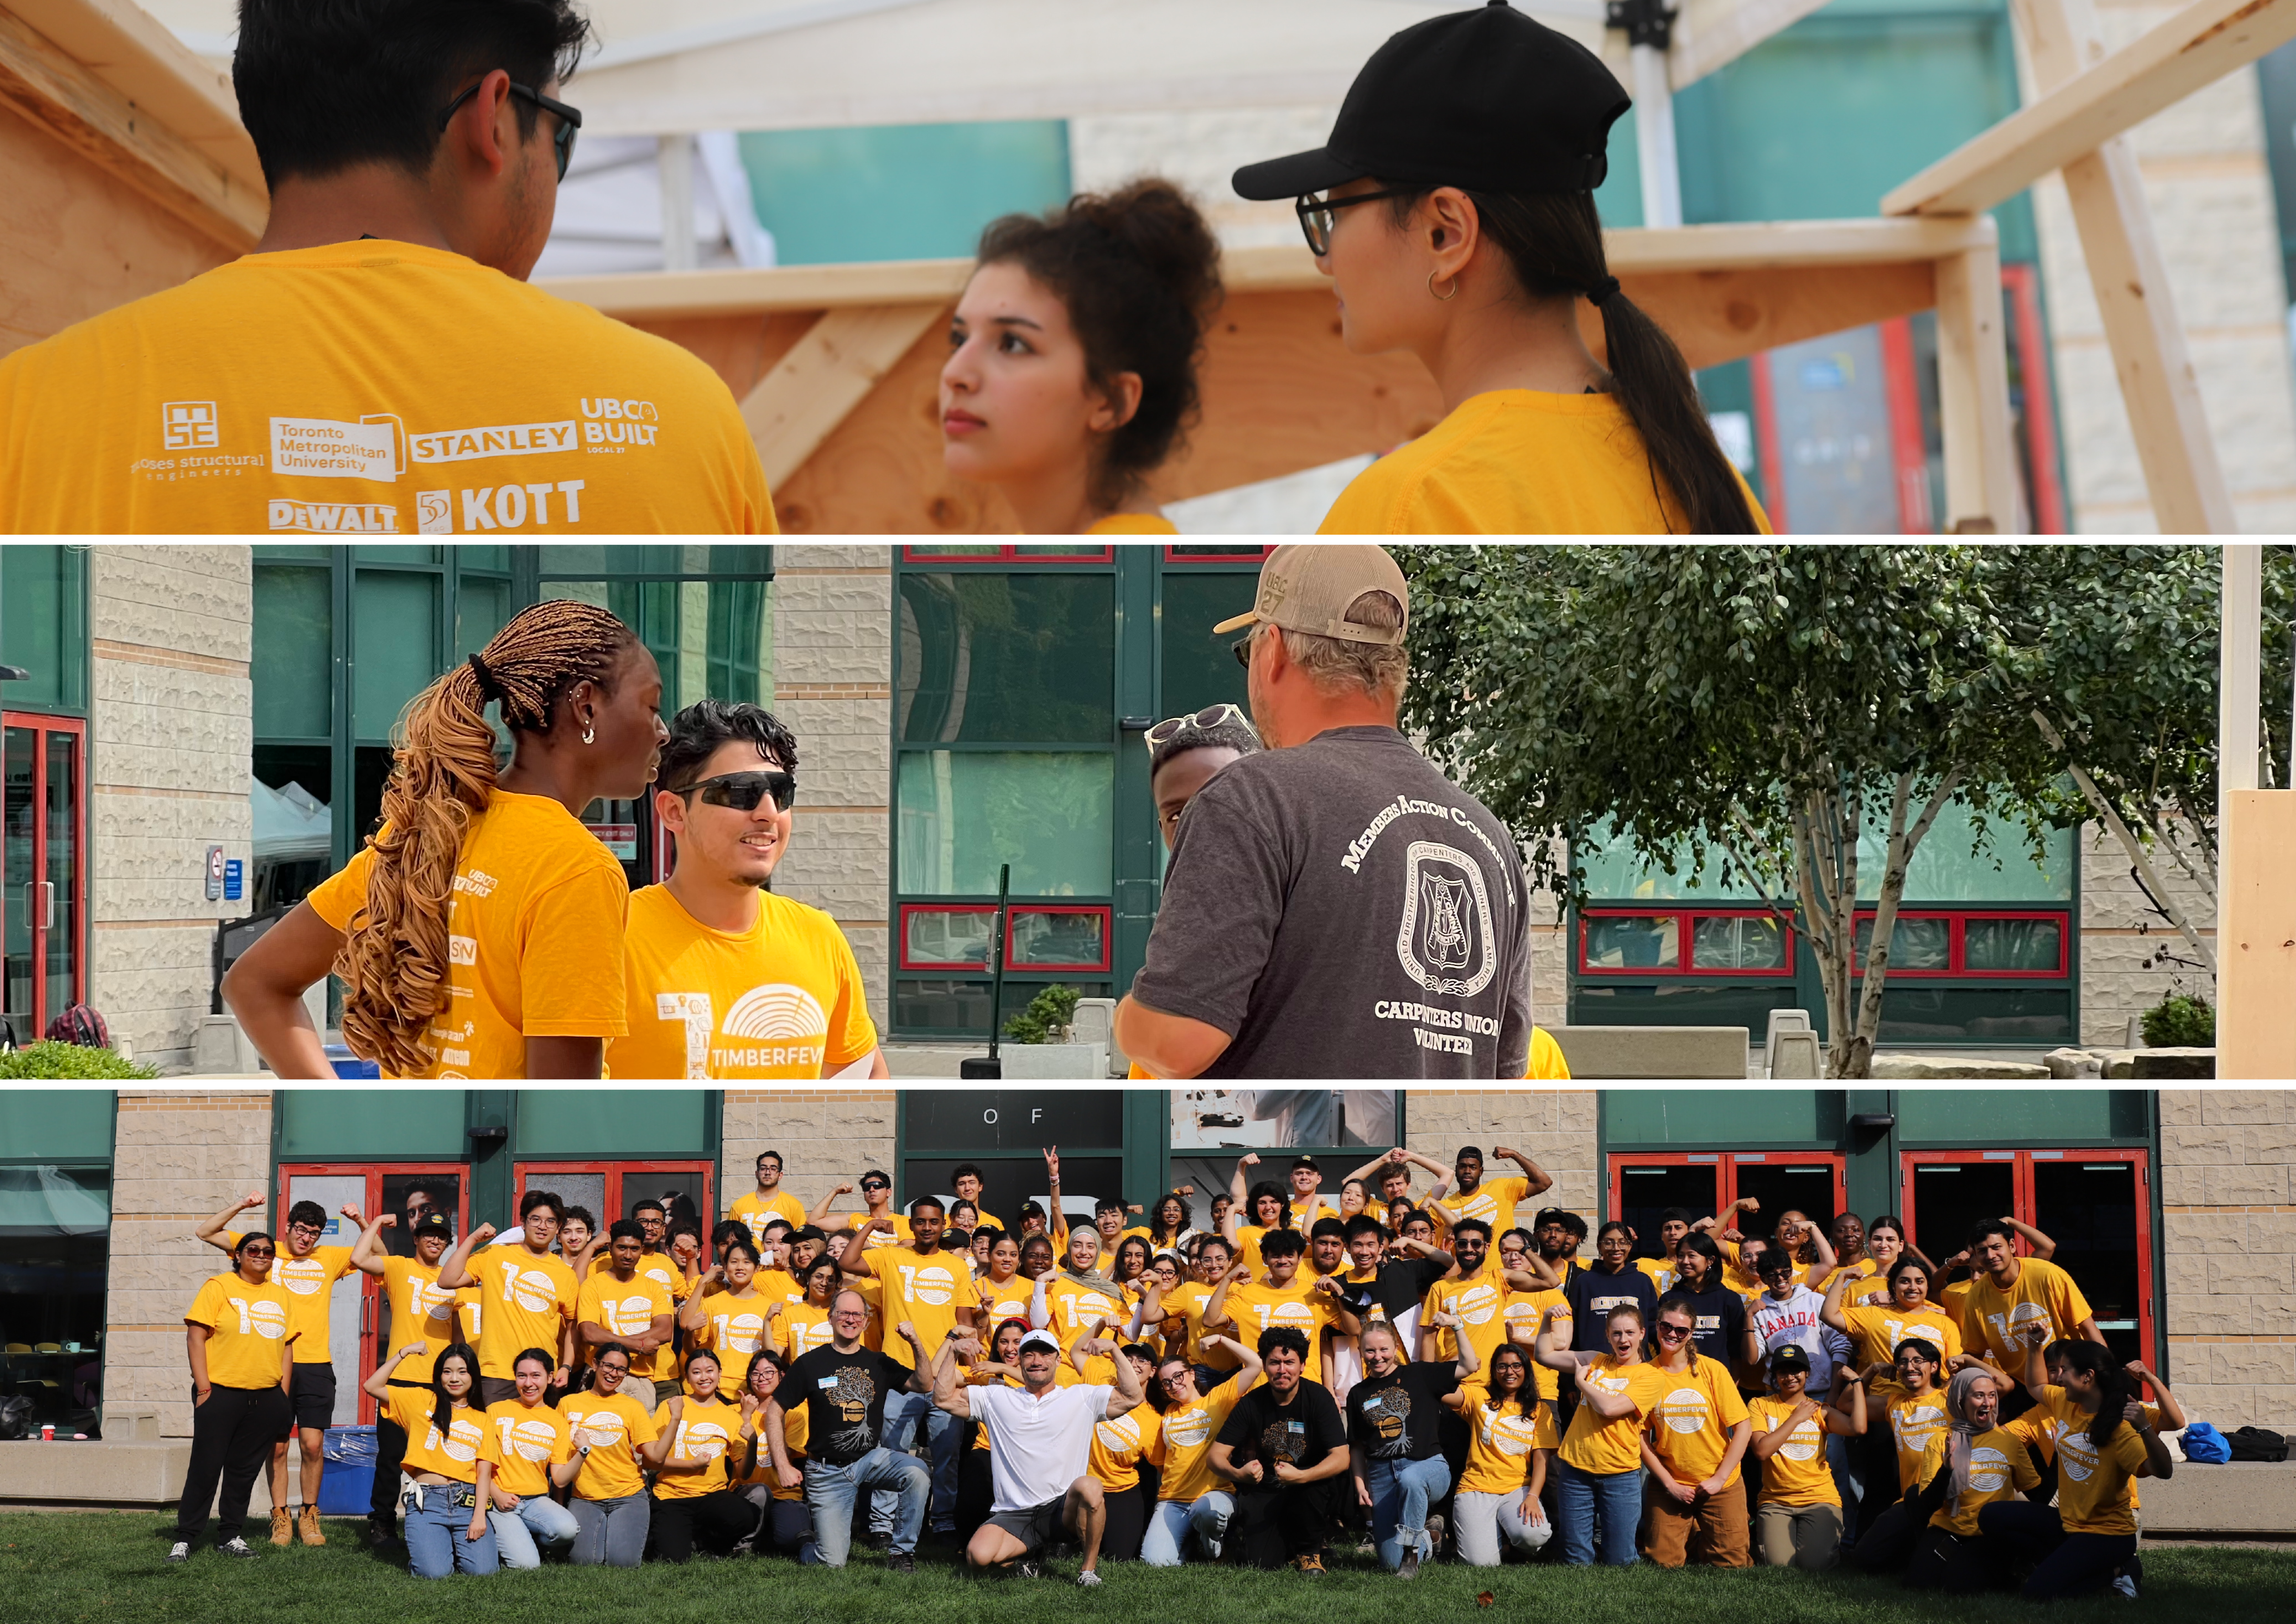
[608,700,886,1081]
[0,0,775,535]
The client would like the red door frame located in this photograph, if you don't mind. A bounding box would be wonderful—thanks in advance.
[277,1161,471,1423]
[1606,1151,1847,1225]
[1898,1148,2154,1362]
[3,712,88,1038]
[513,1160,717,1263]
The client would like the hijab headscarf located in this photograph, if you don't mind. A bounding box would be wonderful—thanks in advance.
[1941,1365,1992,1516]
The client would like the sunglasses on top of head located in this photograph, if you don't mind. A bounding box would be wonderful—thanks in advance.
[1144,703,1249,749]
[674,769,796,812]
[437,79,583,181]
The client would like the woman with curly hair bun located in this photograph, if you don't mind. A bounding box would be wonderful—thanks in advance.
[224,600,666,1079]
[940,178,1222,535]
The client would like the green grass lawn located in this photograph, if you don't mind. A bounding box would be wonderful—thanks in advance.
[2,1513,2289,1624]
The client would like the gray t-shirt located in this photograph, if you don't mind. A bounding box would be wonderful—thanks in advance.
[1131,726,1532,1078]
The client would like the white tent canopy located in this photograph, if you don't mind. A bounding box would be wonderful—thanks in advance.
[251,776,330,864]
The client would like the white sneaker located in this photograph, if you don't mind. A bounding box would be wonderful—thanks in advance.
[218,1537,255,1559]
[165,1542,190,1564]
[1076,1569,1102,1587]
[2111,1575,2138,1599]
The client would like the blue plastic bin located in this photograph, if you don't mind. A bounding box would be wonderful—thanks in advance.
[316,1423,377,1515]
[324,1044,380,1080]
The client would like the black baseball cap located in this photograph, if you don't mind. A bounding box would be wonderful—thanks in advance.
[1233,2,1629,202]
[411,1212,452,1237]
[1770,1343,1812,1374]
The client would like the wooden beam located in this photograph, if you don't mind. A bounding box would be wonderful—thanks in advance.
[9,0,264,191]
[1882,0,2296,218]
[741,302,946,488]
[2218,788,2296,1080]
[1933,234,2023,532]
[0,4,263,248]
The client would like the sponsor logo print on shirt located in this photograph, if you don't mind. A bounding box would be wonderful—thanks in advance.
[278,1257,330,1296]
[448,935,478,966]
[507,1416,559,1462]
[453,480,587,531]
[269,499,399,533]
[571,1409,627,1448]
[1969,1444,2010,1492]
[246,1299,290,1339]
[272,415,403,479]
[417,491,454,534]
[1164,1407,1215,1448]
[508,1270,557,1313]
[1481,1406,1538,1457]
[411,421,578,464]
[1395,841,1499,1000]
[711,984,830,1073]
[1659,1388,1710,1434]
[581,397,662,449]
[163,400,219,450]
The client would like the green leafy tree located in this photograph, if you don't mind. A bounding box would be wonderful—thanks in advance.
[1003,984,1082,1046]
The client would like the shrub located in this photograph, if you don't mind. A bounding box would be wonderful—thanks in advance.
[2140,993,2215,1049]
[0,1040,159,1080]
[1002,984,1082,1046]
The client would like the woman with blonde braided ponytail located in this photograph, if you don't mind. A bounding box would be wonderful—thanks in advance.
[224,600,666,1079]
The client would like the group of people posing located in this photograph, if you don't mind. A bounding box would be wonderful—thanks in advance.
[170,1139,2172,1602]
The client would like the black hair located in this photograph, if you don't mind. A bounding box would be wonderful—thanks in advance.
[594,1343,633,1369]
[1886,1255,1930,1290]
[1114,1235,1152,1275]
[1344,1215,1385,1242]
[1967,1218,2016,1252]
[1149,1192,1191,1243]
[659,699,800,794]
[761,1218,793,1238]
[755,1149,783,1169]
[1678,1233,1722,1266]
[1595,1220,1632,1246]
[233,0,591,189]
[910,1195,946,1219]
[1259,1227,1307,1259]
[1194,1234,1233,1261]
[953,1163,984,1183]
[1754,1244,1796,1276]
[1095,1197,1127,1217]
[608,1218,645,1244]
[2057,1340,2137,1452]
[512,1345,554,1374]
[1245,1181,1294,1229]
[1659,1207,1696,1226]
[1456,1146,1485,1165]
[722,1240,760,1268]
[801,1255,842,1292]
[232,1230,277,1260]
[974,178,1224,509]
[286,1199,328,1230]
[712,1219,750,1251]
[861,1169,892,1188]
[631,1197,666,1219]
[562,1205,596,1234]
[1500,1226,1535,1251]
[1451,1218,1493,1244]
[1256,1324,1310,1362]
[1895,1336,1942,1373]
[684,1347,721,1374]
[1309,1218,1348,1242]
[430,1339,479,1443]
[519,1189,562,1223]
[1149,713,1263,779]
[1381,187,1760,534]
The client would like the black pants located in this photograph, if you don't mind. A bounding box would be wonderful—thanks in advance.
[650,1488,759,1562]
[1905,1524,2013,1593]
[1229,1474,1344,1569]
[369,1378,428,1527]
[1101,1483,1148,1562]
[956,1446,995,1543]
[1850,1493,1925,1574]
[1978,1500,2138,1600]
[176,1384,292,1543]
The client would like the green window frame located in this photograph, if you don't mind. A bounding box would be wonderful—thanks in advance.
[0,545,90,717]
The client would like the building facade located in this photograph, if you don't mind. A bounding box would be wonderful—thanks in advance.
[1,1084,2286,1451]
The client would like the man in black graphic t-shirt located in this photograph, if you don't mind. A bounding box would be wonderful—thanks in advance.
[1209,1327,1350,1572]
[781,1290,929,1568]
[1117,545,1532,1081]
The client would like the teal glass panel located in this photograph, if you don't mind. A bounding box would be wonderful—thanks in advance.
[253,565,332,738]
[353,545,441,564]
[1570,980,1800,1033]
[737,121,1070,266]
[906,907,995,966]
[706,579,771,707]
[0,1089,112,1160]
[456,546,512,572]
[1586,914,1681,970]
[1854,915,1952,971]
[1871,985,2071,1043]
[455,574,514,662]
[1605,1088,1845,1146]
[707,545,774,576]
[898,573,1114,743]
[538,545,683,577]
[0,545,87,714]
[275,1089,467,1158]
[1691,914,1787,971]
[894,977,1112,1037]
[897,752,1113,897]
[1896,1089,2143,1144]
[352,570,440,740]
[1158,573,1255,720]
[1964,916,2064,972]
[514,1090,709,1155]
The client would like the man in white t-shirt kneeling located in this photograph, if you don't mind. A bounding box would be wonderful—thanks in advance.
[931,1326,1145,1585]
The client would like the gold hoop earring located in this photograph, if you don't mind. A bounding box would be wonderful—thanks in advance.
[1428,270,1460,302]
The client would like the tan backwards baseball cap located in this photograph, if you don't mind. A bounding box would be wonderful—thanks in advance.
[1211,544,1410,645]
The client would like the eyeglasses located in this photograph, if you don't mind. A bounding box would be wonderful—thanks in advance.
[1230,630,1260,670]
[1295,189,1417,257]
[1145,703,1251,749]
[675,769,796,813]
[437,79,583,181]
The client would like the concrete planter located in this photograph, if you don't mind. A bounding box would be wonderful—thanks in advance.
[996,1043,1109,1080]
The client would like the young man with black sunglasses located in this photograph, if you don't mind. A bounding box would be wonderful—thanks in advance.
[608,700,885,1081]
[0,0,773,535]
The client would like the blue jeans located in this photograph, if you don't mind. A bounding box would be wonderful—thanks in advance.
[1367,1455,1453,1571]
[1141,1493,1235,1567]
[489,1494,580,1569]
[569,1492,649,1568]
[403,1485,499,1579]
[1556,1459,1643,1567]
[876,1388,963,1534]
[805,1447,928,1565]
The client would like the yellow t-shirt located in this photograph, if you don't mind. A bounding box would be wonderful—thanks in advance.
[558,1389,660,1501]
[1634,1257,1680,1298]
[1559,1356,1667,1475]
[226,1237,353,1364]
[1456,1384,1555,1494]
[380,1387,487,1484]
[1505,1288,1569,1401]
[1089,1402,1163,1492]
[381,1255,459,1384]
[728,1190,809,1250]
[1524,1026,1572,1080]
[1232,1224,1285,1275]
[867,1246,980,1369]
[1437,1176,1533,1236]
[1747,1396,1838,1506]
[1220,1278,1341,1385]
[0,239,776,534]
[1840,1304,1962,1399]
[1288,1195,1340,1229]
[185,1273,297,1388]
[1317,388,1773,536]
[1084,514,1178,535]
[1420,1268,1512,1375]
[575,1271,677,1383]
[608,885,880,1080]
[1163,1282,1232,1371]
[585,1249,693,1306]
[691,1293,774,1389]
[1045,1277,1128,1384]
[1643,1357,1750,1489]
[304,792,629,1079]
[1886,1392,1950,1490]
[1958,1259,2094,1373]
[777,1301,838,1360]
[839,1214,913,1250]
[652,1395,744,1499]
[976,1276,1036,1338]
[2023,1386,2154,1534]
[481,1399,574,1499]
[453,1283,484,1349]
[467,1245,578,1381]
[1917,1426,2042,1536]
[1153,1385,1244,1504]
[755,1400,811,1499]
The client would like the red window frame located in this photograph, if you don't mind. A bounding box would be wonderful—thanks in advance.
[1577,907,1795,978]
[1161,544,1277,562]
[1898,1148,2153,1362]
[278,1161,469,1423]
[1852,910,2070,978]
[512,1161,717,1262]
[901,544,1114,565]
[1606,1151,1846,1226]
[897,902,1114,973]
[2,712,88,1037]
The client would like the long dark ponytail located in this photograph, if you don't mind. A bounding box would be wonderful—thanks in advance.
[1391,187,1759,534]
[2059,1339,2135,1452]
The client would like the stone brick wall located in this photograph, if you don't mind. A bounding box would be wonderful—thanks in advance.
[2027,21,2296,534]
[87,547,254,1073]
[772,545,894,1033]
[719,1088,898,1223]
[2159,1089,2296,1423]
[1404,1089,1599,1221]
[103,1091,274,1439]
[2077,818,2217,1047]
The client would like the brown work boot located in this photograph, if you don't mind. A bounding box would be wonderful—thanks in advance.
[269,1505,291,1546]
[298,1505,325,1546]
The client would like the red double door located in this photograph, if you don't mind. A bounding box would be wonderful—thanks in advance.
[3,714,85,1044]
